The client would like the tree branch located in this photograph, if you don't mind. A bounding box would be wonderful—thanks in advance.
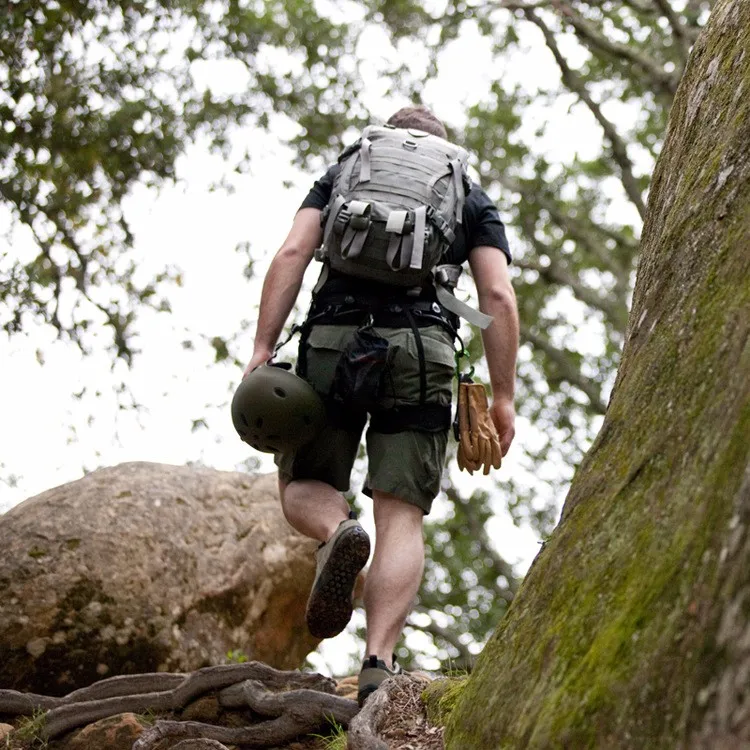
[651,0,693,62]
[515,258,629,331]
[444,485,520,597]
[520,323,608,413]
[552,1,680,95]
[496,174,637,276]
[524,9,648,218]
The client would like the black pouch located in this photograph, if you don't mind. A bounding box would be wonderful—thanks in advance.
[331,325,390,409]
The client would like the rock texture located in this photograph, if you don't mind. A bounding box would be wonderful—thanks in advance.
[0,463,319,695]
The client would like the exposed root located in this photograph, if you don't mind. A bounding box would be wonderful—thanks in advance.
[0,662,344,744]
[133,680,358,749]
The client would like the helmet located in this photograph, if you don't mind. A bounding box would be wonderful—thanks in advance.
[231,364,325,454]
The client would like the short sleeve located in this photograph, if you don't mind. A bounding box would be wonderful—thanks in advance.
[464,187,511,264]
[298,165,338,211]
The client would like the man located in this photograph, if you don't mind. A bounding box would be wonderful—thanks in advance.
[243,105,518,705]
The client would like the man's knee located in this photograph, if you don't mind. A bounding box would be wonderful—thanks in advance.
[372,490,425,528]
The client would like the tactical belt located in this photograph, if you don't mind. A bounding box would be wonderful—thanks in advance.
[307,296,459,335]
[296,297,457,434]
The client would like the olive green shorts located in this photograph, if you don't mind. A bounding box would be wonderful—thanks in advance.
[275,324,455,514]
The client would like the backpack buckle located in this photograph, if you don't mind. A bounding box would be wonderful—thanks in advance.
[347,200,371,231]
[350,214,371,231]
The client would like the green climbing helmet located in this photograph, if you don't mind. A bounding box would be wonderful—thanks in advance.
[231,364,325,454]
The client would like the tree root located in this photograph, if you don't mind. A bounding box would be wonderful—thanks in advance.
[0,662,352,745]
[133,680,358,749]
[347,674,428,750]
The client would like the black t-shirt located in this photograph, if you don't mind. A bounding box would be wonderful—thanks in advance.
[299,164,511,300]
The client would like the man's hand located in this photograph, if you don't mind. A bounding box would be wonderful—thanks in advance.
[490,397,515,457]
[242,349,273,380]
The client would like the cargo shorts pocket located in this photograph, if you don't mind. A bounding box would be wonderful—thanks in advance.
[301,325,359,396]
[383,326,455,406]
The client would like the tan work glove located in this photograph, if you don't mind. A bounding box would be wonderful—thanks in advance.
[457,380,479,473]
[456,381,502,475]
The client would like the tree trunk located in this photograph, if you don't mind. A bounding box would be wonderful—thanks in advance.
[445,1,750,747]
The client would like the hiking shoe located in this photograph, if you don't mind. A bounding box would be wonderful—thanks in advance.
[305,517,370,639]
[357,654,401,707]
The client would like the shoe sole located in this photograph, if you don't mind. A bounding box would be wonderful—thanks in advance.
[306,526,370,639]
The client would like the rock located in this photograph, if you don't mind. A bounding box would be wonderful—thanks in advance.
[0,463,319,695]
[56,713,145,750]
[0,723,13,740]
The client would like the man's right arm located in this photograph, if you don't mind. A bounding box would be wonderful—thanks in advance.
[468,246,519,456]
[243,207,322,377]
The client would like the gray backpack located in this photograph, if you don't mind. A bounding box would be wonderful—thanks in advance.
[315,125,492,328]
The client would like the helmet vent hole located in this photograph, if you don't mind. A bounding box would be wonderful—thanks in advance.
[240,415,248,427]
[303,415,312,425]
[267,434,280,442]
[255,417,263,428]
[273,387,287,398]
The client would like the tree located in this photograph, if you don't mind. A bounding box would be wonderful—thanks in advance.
[441,0,750,743]
[0,0,364,362]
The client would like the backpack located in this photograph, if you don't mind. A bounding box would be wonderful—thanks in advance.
[318,124,469,288]
[314,125,493,330]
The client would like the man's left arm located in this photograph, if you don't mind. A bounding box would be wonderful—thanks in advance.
[243,207,322,377]
[468,245,519,455]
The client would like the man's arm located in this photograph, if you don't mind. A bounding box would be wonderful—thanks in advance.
[243,207,322,377]
[468,246,519,455]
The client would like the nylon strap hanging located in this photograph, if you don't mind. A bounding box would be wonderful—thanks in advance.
[387,233,413,270]
[386,210,410,271]
[404,308,427,405]
[342,226,369,258]
[359,138,372,182]
[322,195,346,248]
[435,284,494,329]
[449,158,465,224]
[409,206,427,271]
[341,200,371,259]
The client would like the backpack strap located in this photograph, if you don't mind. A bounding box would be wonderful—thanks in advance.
[340,200,371,259]
[409,206,427,271]
[322,194,347,249]
[433,264,494,330]
[359,137,372,182]
[449,158,466,225]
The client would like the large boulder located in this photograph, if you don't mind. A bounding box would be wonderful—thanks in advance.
[0,462,319,695]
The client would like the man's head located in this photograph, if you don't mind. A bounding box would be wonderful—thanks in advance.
[386,105,447,139]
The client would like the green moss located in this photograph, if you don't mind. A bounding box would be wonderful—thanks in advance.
[27,547,46,559]
[422,677,468,726]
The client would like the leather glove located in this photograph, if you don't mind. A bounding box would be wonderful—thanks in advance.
[457,381,480,473]
[457,381,502,475]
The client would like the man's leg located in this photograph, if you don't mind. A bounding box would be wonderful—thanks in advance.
[280,476,371,639]
[363,489,425,666]
[279,477,350,543]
